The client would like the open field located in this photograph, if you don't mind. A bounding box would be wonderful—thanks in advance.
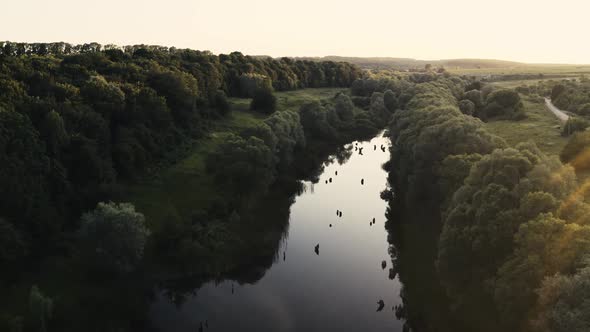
[489,77,579,89]
[448,64,590,76]
[484,97,568,156]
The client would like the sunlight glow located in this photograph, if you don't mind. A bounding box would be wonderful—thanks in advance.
[4,0,590,63]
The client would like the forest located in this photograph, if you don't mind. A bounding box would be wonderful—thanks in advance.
[0,41,361,262]
[383,72,590,331]
[0,42,388,331]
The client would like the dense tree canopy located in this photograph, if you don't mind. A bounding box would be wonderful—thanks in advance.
[560,130,590,171]
[388,76,503,203]
[386,72,590,332]
[0,42,362,261]
[481,89,526,120]
[534,261,590,332]
[550,79,590,115]
[206,134,276,204]
[299,101,338,140]
[264,110,306,168]
[77,202,149,274]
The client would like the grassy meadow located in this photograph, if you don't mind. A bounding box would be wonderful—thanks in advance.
[124,88,346,229]
[483,97,568,156]
[448,64,590,77]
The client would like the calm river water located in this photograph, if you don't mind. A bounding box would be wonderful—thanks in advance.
[150,133,404,331]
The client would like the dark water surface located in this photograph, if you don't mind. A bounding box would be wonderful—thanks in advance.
[150,133,404,331]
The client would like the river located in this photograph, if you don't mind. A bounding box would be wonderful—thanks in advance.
[149,132,405,331]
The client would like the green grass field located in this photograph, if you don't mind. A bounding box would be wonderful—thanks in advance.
[484,97,568,156]
[125,88,345,228]
[448,64,590,76]
[489,77,579,90]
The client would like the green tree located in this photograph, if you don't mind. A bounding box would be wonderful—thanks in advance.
[0,108,55,239]
[369,92,391,126]
[463,89,483,111]
[383,89,398,113]
[333,93,355,122]
[206,134,276,203]
[28,286,53,332]
[240,123,278,152]
[534,261,590,332]
[560,131,590,171]
[264,110,305,168]
[148,70,199,125]
[482,89,525,120]
[41,110,69,156]
[78,202,150,274]
[250,88,277,114]
[438,143,578,328]
[238,73,272,98]
[458,99,475,116]
[551,84,566,100]
[212,90,231,116]
[299,101,338,140]
[561,117,589,137]
[494,214,590,329]
[437,153,482,205]
[80,76,125,117]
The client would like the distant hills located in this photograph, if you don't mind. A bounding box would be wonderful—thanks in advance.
[293,56,525,70]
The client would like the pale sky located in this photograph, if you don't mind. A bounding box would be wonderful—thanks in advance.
[4,0,590,64]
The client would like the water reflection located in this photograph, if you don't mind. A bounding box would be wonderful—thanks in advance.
[150,132,404,331]
[385,201,460,332]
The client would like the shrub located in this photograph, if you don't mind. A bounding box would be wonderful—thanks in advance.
[562,117,590,137]
[458,99,475,116]
[481,84,496,101]
[351,96,370,109]
[482,89,525,120]
[463,89,483,110]
[560,131,590,171]
[578,103,590,116]
[465,81,482,91]
[250,88,277,114]
[551,84,566,100]
[212,90,231,116]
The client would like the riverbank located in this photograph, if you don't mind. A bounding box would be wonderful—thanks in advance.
[386,73,590,332]
[0,87,376,331]
[122,87,382,278]
[150,132,401,332]
[124,88,346,228]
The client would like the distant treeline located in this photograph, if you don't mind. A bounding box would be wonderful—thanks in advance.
[0,41,362,95]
